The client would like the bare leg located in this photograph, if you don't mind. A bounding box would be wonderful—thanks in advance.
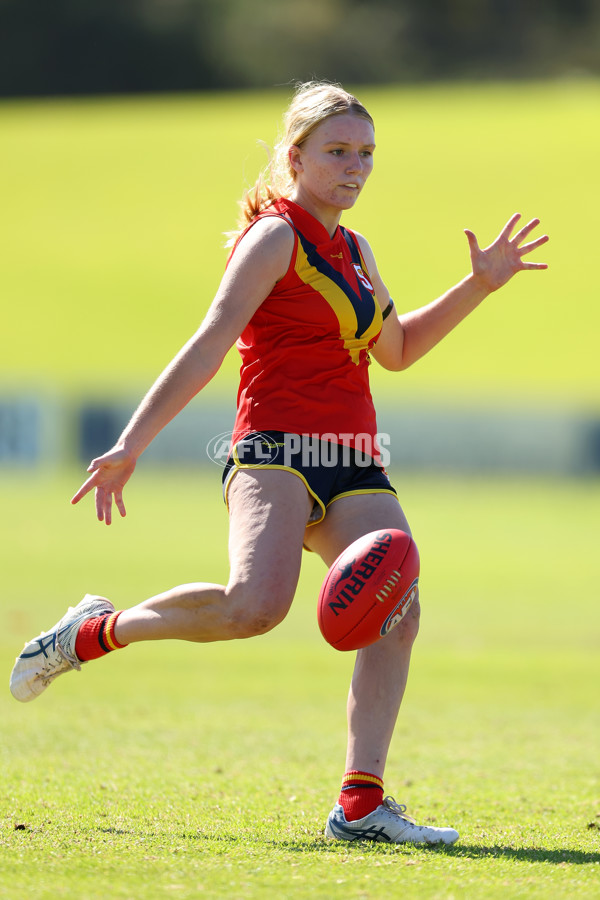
[304,492,420,779]
[114,468,313,645]
[344,602,419,777]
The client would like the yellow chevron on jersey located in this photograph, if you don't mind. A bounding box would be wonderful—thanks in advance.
[293,232,382,365]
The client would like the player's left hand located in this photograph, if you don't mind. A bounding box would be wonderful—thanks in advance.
[464,213,549,293]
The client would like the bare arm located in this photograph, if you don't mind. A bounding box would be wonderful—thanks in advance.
[71,217,294,524]
[365,214,549,372]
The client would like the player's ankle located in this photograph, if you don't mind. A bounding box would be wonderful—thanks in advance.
[75,611,128,661]
[338,770,384,821]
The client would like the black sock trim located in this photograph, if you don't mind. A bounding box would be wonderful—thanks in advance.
[341,783,383,791]
[97,615,113,654]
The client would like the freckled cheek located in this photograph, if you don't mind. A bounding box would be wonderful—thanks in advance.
[314,164,331,180]
[314,169,339,195]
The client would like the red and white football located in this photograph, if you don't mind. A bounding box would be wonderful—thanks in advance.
[317,529,420,652]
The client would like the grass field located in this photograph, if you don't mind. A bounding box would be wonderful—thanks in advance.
[1,469,599,899]
[1,80,599,409]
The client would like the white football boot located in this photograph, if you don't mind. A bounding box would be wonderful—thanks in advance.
[9,594,115,702]
[325,796,459,845]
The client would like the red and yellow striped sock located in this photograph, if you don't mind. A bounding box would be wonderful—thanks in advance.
[75,612,128,661]
[338,771,384,822]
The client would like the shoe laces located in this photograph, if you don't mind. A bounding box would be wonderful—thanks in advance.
[382,796,416,824]
[37,653,77,686]
[56,638,81,672]
[57,619,86,669]
[36,638,81,686]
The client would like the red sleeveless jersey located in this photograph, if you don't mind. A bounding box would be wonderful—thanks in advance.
[230,199,384,461]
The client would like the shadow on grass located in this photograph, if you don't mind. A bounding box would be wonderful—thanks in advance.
[447,843,600,865]
[194,832,600,866]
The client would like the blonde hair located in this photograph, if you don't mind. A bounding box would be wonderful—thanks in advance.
[227,81,374,244]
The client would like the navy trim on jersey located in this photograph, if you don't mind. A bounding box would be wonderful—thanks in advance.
[294,228,376,340]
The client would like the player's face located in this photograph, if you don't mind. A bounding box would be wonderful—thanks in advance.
[289,113,375,228]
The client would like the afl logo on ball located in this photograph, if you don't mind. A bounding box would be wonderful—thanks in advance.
[380,578,419,637]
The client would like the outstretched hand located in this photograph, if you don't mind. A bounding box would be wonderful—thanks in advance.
[71,447,137,525]
[465,213,548,293]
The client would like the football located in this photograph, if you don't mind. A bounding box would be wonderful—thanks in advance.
[317,529,419,652]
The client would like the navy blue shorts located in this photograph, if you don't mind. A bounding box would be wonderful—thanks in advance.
[222,431,397,525]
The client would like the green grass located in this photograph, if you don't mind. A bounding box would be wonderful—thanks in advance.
[1,80,599,409]
[1,470,599,898]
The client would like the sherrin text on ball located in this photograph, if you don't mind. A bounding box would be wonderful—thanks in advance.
[317,529,420,651]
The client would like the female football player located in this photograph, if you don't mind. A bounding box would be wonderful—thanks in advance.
[11,81,548,845]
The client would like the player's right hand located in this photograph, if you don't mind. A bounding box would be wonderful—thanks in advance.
[71,447,137,525]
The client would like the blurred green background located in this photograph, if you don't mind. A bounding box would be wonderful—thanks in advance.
[0,80,596,403]
[2,0,600,97]
[1,79,598,474]
[1,0,598,425]
[0,4,598,480]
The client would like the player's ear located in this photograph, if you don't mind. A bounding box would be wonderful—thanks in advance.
[288,145,303,175]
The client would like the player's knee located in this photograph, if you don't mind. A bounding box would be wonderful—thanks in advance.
[232,603,288,638]
[224,583,292,638]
